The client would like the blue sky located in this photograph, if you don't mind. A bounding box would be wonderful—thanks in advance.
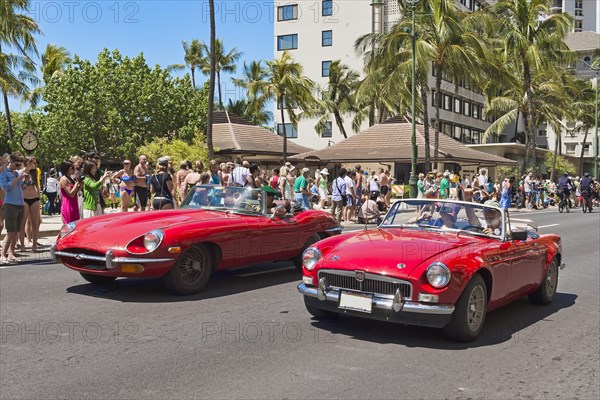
[10,0,274,111]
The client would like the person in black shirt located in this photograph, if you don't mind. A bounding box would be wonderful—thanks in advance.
[150,157,174,210]
[580,172,594,211]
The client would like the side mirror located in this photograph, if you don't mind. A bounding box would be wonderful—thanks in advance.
[512,230,528,241]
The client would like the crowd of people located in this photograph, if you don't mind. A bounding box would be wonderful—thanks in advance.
[2,149,599,264]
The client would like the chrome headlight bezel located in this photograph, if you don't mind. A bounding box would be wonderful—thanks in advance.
[302,247,322,271]
[58,222,76,240]
[426,262,451,289]
[143,230,164,253]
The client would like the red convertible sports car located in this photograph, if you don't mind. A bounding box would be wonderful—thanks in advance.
[298,199,566,341]
[52,185,341,295]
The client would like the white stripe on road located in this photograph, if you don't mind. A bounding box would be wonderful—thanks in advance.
[538,224,560,229]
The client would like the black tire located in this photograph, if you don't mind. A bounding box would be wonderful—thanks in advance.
[558,202,564,213]
[582,203,587,213]
[293,233,321,271]
[80,273,117,285]
[566,202,570,213]
[304,296,339,319]
[163,245,213,296]
[443,274,487,342]
[528,259,558,305]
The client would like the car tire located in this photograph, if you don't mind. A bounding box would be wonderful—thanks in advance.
[528,259,558,305]
[80,273,117,285]
[163,245,213,296]
[293,233,321,271]
[443,274,487,342]
[304,296,339,319]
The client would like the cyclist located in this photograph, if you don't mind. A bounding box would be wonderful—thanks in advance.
[556,173,573,208]
[580,172,594,212]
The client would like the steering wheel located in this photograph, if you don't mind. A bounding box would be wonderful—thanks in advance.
[462,224,485,232]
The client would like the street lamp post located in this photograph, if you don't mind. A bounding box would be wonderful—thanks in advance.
[582,59,599,178]
[407,0,419,198]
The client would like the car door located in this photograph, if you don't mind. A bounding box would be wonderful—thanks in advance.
[257,215,305,262]
[509,234,545,295]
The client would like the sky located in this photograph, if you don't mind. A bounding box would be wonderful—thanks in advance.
[9,0,275,112]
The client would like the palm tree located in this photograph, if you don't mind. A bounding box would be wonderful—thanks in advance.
[314,61,359,139]
[232,60,273,126]
[29,43,70,107]
[206,0,216,159]
[226,98,248,116]
[0,0,40,139]
[168,39,204,89]
[201,38,242,110]
[248,51,315,162]
[492,0,573,170]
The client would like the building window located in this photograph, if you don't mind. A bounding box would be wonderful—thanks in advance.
[277,4,298,21]
[472,104,480,119]
[443,94,452,111]
[472,130,481,144]
[463,127,472,143]
[277,123,298,138]
[323,0,333,16]
[322,30,332,47]
[443,122,453,136]
[453,125,462,141]
[454,98,462,114]
[463,101,471,117]
[575,20,582,32]
[584,143,591,155]
[538,129,547,137]
[322,121,332,137]
[565,143,576,154]
[277,34,298,51]
[322,60,332,77]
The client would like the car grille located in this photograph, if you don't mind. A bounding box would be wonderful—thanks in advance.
[60,248,107,270]
[318,270,412,299]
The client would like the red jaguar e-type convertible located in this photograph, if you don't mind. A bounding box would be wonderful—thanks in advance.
[52,185,340,295]
[298,199,566,341]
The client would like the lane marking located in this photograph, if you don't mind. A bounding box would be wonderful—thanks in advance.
[237,266,295,277]
[538,224,560,229]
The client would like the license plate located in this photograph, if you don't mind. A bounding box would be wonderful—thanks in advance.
[339,291,373,313]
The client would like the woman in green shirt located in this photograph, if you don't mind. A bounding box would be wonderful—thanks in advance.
[417,173,425,199]
[82,161,109,219]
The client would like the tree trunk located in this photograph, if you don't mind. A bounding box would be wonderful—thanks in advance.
[579,130,589,176]
[217,70,223,110]
[191,68,196,90]
[550,130,559,181]
[206,0,216,160]
[420,85,431,169]
[434,65,443,166]
[2,90,13,141]
[523,58,536,171]
[279,95,288,163]
[334,110,347,139]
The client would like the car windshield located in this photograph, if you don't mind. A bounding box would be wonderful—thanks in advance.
[381,199,505,239]
[180,185,265,214]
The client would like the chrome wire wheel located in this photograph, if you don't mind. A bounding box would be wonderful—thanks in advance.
[546,261,558,296]
[467,285,486,333]
[179,246,206,286]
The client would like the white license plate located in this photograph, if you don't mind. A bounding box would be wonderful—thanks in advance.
[339,291,373,313]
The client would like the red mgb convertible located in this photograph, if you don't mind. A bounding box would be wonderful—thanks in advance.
[52,185,341,295]
[298,199,566,341]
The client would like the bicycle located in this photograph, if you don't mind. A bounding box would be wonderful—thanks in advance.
[581,191,592,213]
[558,192,571,213]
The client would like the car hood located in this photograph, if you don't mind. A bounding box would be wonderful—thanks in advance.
[318,228,479,277]
[58,209,233,247]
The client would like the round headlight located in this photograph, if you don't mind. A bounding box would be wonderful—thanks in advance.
[59,222,76,239]
[302,247,322,271]
[143,230,164,252]
[426,262,451,288]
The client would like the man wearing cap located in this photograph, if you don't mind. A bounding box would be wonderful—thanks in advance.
[294,168,311,210]
[439,171,450,199]
[316,168,329,210]
[46,168,59,215]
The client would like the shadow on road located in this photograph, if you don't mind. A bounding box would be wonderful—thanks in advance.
[309,292,577,349]
[65,262,300,303]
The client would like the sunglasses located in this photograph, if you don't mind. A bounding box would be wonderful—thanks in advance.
[123,162,131,165]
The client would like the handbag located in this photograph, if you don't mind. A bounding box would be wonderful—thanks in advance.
[335,178,348,203]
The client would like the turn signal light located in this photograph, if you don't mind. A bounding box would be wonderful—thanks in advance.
[120,264,144,273]
[168,247,182,254]
[418,293,439,303]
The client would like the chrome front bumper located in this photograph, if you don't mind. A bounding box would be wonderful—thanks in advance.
[297,283,455,315]
[50,246,174,270]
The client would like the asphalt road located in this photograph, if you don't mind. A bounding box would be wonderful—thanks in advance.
[1,208,599,399]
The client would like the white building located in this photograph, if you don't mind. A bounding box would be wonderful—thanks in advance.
[549,0,600,33]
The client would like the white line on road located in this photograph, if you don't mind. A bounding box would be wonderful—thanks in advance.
[538,224,560,229]
[237,266,295,277]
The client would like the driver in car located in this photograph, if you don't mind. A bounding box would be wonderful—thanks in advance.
[464,189,502,235]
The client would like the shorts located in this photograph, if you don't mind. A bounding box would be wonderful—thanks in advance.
[3,204,25,232]
[153,198,173,210]
[380,186,389,196]
[134,186,149,208]
[346,195,354,207]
